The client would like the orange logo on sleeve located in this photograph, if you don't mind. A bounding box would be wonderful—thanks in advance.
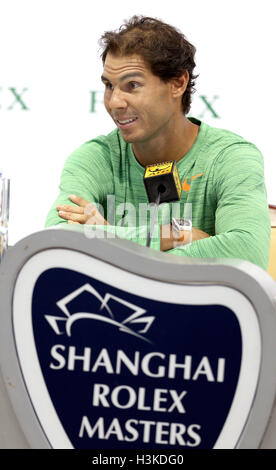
[182,173,204,191]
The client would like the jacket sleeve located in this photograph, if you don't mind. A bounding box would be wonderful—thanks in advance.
[166,143,271,270]
[45,138,114,227]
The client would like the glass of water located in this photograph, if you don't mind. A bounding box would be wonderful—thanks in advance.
[0,176,10,261]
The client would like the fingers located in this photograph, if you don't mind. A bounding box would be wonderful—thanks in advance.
[57,202,85,222]
[58,211,87,223]
[57,204,84,214]
[56,196,96,223]
[56,195,108,225]
[69,194,89,207]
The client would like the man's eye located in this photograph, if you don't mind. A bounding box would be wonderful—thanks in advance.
[105,83,113,90]
[129,82,140,90]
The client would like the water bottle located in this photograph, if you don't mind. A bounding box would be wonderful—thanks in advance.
[0,174,10,261]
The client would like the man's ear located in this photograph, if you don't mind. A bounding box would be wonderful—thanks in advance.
[170,71,189,98]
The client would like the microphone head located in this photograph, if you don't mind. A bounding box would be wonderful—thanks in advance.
[143,161,182,204]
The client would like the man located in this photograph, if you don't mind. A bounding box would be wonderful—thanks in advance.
[45,15,270,270]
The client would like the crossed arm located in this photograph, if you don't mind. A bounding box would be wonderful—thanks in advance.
[56,194,210,251]
[46,140,270,269]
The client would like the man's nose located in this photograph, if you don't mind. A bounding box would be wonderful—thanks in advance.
[109,89,127,109]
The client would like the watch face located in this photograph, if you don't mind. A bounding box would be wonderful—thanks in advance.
[172,218,192,231]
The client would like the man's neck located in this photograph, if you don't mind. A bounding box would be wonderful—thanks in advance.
[132,116,199,167]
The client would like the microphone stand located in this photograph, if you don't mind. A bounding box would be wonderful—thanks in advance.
[146,191,161,248]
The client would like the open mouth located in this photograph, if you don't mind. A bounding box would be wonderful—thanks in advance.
[116,117,138,128]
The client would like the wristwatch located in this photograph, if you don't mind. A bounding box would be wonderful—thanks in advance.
[171,218,192,246]
[172,218,192,232]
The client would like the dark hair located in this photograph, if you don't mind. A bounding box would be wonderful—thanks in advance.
[99,15,198,115]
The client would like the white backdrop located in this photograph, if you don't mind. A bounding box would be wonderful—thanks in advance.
[1,0,275,245]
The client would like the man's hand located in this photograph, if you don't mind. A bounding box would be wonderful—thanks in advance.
[160,224,210,251]
[57,195,109,225]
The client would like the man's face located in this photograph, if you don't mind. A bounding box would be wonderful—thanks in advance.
[101,53,179,144]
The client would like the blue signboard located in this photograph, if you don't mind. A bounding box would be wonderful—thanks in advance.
[32,267,242,449]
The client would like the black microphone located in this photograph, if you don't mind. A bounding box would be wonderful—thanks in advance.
[143,161,182,247]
